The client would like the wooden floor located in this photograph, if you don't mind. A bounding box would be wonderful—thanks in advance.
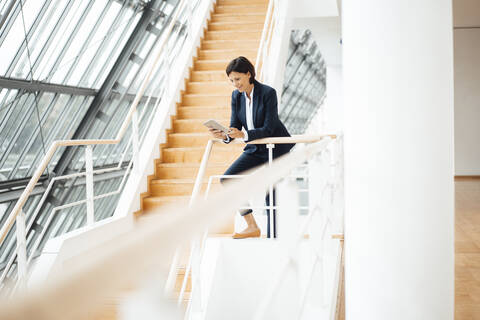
[455,178,480,319]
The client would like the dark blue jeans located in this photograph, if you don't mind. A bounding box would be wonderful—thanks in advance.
[220,152,276,217]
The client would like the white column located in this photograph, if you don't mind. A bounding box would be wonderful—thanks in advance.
[342,1,454,319]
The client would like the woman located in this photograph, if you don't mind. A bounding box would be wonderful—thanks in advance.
[208,56,294,239]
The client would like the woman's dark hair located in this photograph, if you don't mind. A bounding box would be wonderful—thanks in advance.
[226,56,256,84]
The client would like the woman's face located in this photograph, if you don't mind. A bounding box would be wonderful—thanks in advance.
[228,71,251,92]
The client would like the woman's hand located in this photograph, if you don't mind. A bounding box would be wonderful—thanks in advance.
[227,127,244,139]
[208,128,227,139]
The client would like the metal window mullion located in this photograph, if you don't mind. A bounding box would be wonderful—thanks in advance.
[22,193,42,228]
[93,179,110,221]
[90,14,169,167]
[0,223,16,265]
[0,87,16,108]
[48,192,74,235]
[21,94,80,178]
[288,59,310,87]
[0,90,24,145]
[99,179,123,220]
[0,0,20,48]
[6,91,58,178]
[24,96,91,178]
[87,100,128,167]
[71,187,88,230]
[281,71,316,120]
[0,93,36,168]
[29,0,76,78]
[44,1,95,83]
[284,49,305,82]
[59,187,84,235]
[287,78,320,123]
[51,186,83,237]
[52,1,160,177]
[89,99,130,167]
[60,1,112,84]
[91,2,158,88]
[286,71,317,115]
[83,4,133,88]
[107,6,168,90]
[5,0,51,78]
[0,77,97,95]
[14,0,54,76]
[94,99,133,167]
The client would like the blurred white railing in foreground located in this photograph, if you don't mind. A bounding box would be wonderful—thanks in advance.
[168,134,344,319]
[0,135,344,320]
[0,0,206,294]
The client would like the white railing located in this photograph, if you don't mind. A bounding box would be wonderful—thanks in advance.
[0,135,343,320]
[169,134,342,318]
[0,0,195,292]
[255,0,277,82]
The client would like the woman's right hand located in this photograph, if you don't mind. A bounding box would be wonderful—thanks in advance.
[208,128,227,139]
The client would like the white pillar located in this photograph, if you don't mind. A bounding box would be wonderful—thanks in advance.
[342,1,454,319]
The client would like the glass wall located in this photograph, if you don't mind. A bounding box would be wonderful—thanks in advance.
[0,0,197,293]
[280,29,326,134]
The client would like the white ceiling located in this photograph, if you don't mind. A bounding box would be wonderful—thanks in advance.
[288,0,342,67]
[286,0,479,67]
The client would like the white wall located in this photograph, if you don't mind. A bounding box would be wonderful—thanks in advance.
[453,0,480,175]
[454,29,480,175]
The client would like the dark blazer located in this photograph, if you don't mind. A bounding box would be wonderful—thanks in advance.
[225,80,294,158]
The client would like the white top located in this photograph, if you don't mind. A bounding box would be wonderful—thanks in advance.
[242,86,255,141]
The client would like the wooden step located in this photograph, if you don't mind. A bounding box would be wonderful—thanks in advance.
[194,59,231,71]
[202,39,260,50]
[191,70,227,82]
[182,94,230,107]
[150,179,221,196]
[217,0,268,5]
[177,106,230,119]
[215,5,268,14]
[198,49,258,61]
[168,133,212,148]
[211,13,266,23]
[205,30,262,41]
[143,195,190,211]
[156,163,228,179]
[186,82,232,94]
[162,146,243,163]
[173,118,230,133]
[208,21,264,31]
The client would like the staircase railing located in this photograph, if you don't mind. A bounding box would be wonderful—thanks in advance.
[255,0,277,82]
[172,134,342,318]
[0,135,343,320]
[0,0,196,293]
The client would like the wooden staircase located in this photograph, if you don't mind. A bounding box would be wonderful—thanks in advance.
[91,0,268,318]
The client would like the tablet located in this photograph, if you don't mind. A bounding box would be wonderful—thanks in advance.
[203,119,229,134]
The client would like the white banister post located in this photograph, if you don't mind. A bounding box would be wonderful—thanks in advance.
[85,145,95,226]
[132,109,140,175]
[266,143,275,238]
[15,210,27,288]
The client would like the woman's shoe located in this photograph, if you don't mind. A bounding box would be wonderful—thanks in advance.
[232,228,261,239]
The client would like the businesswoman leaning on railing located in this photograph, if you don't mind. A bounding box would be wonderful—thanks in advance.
[208,56,295,239]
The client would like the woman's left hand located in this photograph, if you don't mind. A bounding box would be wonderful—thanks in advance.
[228,127,244,139]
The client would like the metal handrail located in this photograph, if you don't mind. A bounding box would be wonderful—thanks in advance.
[0,0,189,287]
